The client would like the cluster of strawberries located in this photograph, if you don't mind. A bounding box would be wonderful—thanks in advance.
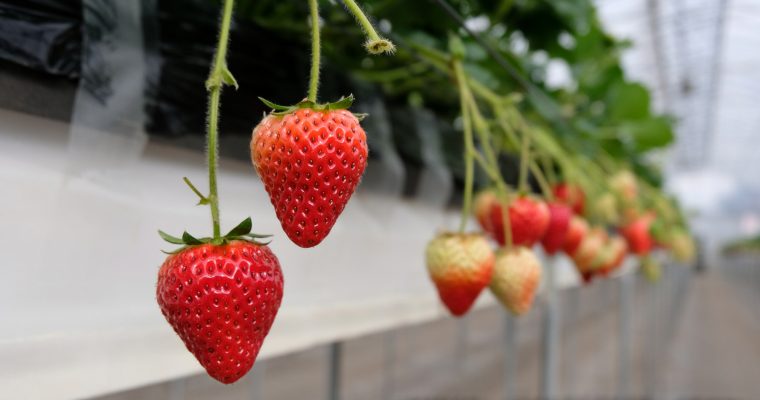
[424,170,693,318]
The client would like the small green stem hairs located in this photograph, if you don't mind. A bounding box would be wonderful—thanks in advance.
[341,0,396,54]
[308,0,321,102]
[204,0,238,242]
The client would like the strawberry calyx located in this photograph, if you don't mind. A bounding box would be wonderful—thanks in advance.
[158,217,271,253]
[259,94,367,121]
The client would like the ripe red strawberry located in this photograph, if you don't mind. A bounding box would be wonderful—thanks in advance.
[156,241,284,384]
[425,232,495,317]
[489,195,550,247]
[562,216,589,255]
[620,214,655,255]
[251,102,368,248]
[489,246,543,315]
[473,190,498,234]
[553,183,585,215]
[541,202,572,255]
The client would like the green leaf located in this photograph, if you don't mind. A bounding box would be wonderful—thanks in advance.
[182,231,204,245]
[607,82,650,122]
[226,217,253,237]
[158,230,184,245]
[245,233,273,239]
[620,116,674,152]
[221,67,238,89]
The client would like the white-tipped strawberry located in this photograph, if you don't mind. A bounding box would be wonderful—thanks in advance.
[489,246,543,316]
[425,232,495,317]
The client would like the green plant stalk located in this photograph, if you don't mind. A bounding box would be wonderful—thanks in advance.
[529,161,553,200]
[455,61,513,248]
[205,0,236,242]
[454,61,475,234]
[308,0,321,102]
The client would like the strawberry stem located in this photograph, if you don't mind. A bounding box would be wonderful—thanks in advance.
[340,0,396,54]
[205,0,236,242]
[308,0,321,102]
[454,61,475,234]
[517,114,531,194]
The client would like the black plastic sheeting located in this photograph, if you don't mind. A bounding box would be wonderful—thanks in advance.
[0,0,82,79]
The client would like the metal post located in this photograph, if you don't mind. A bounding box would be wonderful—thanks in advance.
[540,256,560,398]
[381,331,396,400]
[503,314,517,400]
[617,272,633,398]
[327,342,342,400]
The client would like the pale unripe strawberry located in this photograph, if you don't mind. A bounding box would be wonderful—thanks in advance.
[595,192,620,224]
[610,170,638,203]
[571,227,608,279]
[473,190,498,234]
[489,246,543,316]
[669,229,696,263]
[425,232,495,317]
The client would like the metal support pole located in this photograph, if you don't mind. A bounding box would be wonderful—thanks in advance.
[540,257,560,398]
[327,342,342,400]
[503,314,517,400]
[381,331,396,400]
[617,272,634,398]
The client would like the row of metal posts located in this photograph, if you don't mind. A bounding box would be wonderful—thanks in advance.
[318,258,690,400]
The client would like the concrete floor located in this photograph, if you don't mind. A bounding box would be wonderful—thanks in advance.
[94,256,760,400]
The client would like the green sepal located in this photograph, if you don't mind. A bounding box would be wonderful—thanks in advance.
[182,231,205,245]
[158,230,184,245]
[259,94,361,117]
[226,217,252,237]
[221,67,238,89]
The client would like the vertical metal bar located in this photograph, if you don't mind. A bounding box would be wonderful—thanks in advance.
[381,331,396,400]
[617,272,633,398]
[503,314,517,400]
[327,342,342,400]
[540,256,560,398]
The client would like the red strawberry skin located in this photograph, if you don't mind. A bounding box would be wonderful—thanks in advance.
[562,216,588,255]
[251,108,368,247]
[541,203,572,255]
[620,215,654,255]
[489,196,550,247]
[425,233,495,316]
[156,241,284,384]
[553,183,585,215]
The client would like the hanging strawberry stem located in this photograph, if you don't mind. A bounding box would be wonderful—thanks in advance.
[158,0,268,250]
[308,0,321,102]
[340,0,396,54]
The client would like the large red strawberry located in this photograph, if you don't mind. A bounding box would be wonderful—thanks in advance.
[620,214,655,255]
[251,97,368,248]
[562,216,589,255]
[541,202,572,255]
[489,195,550,247]
[489,246,543,315]
[157,240,284,384]
[553,183,585,215]
[425,232,495,317]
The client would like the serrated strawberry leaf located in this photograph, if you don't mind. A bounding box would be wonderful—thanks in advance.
[226,217,252,237]
[158,230,184,245]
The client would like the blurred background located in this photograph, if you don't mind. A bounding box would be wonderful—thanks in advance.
[0,0,758,399]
